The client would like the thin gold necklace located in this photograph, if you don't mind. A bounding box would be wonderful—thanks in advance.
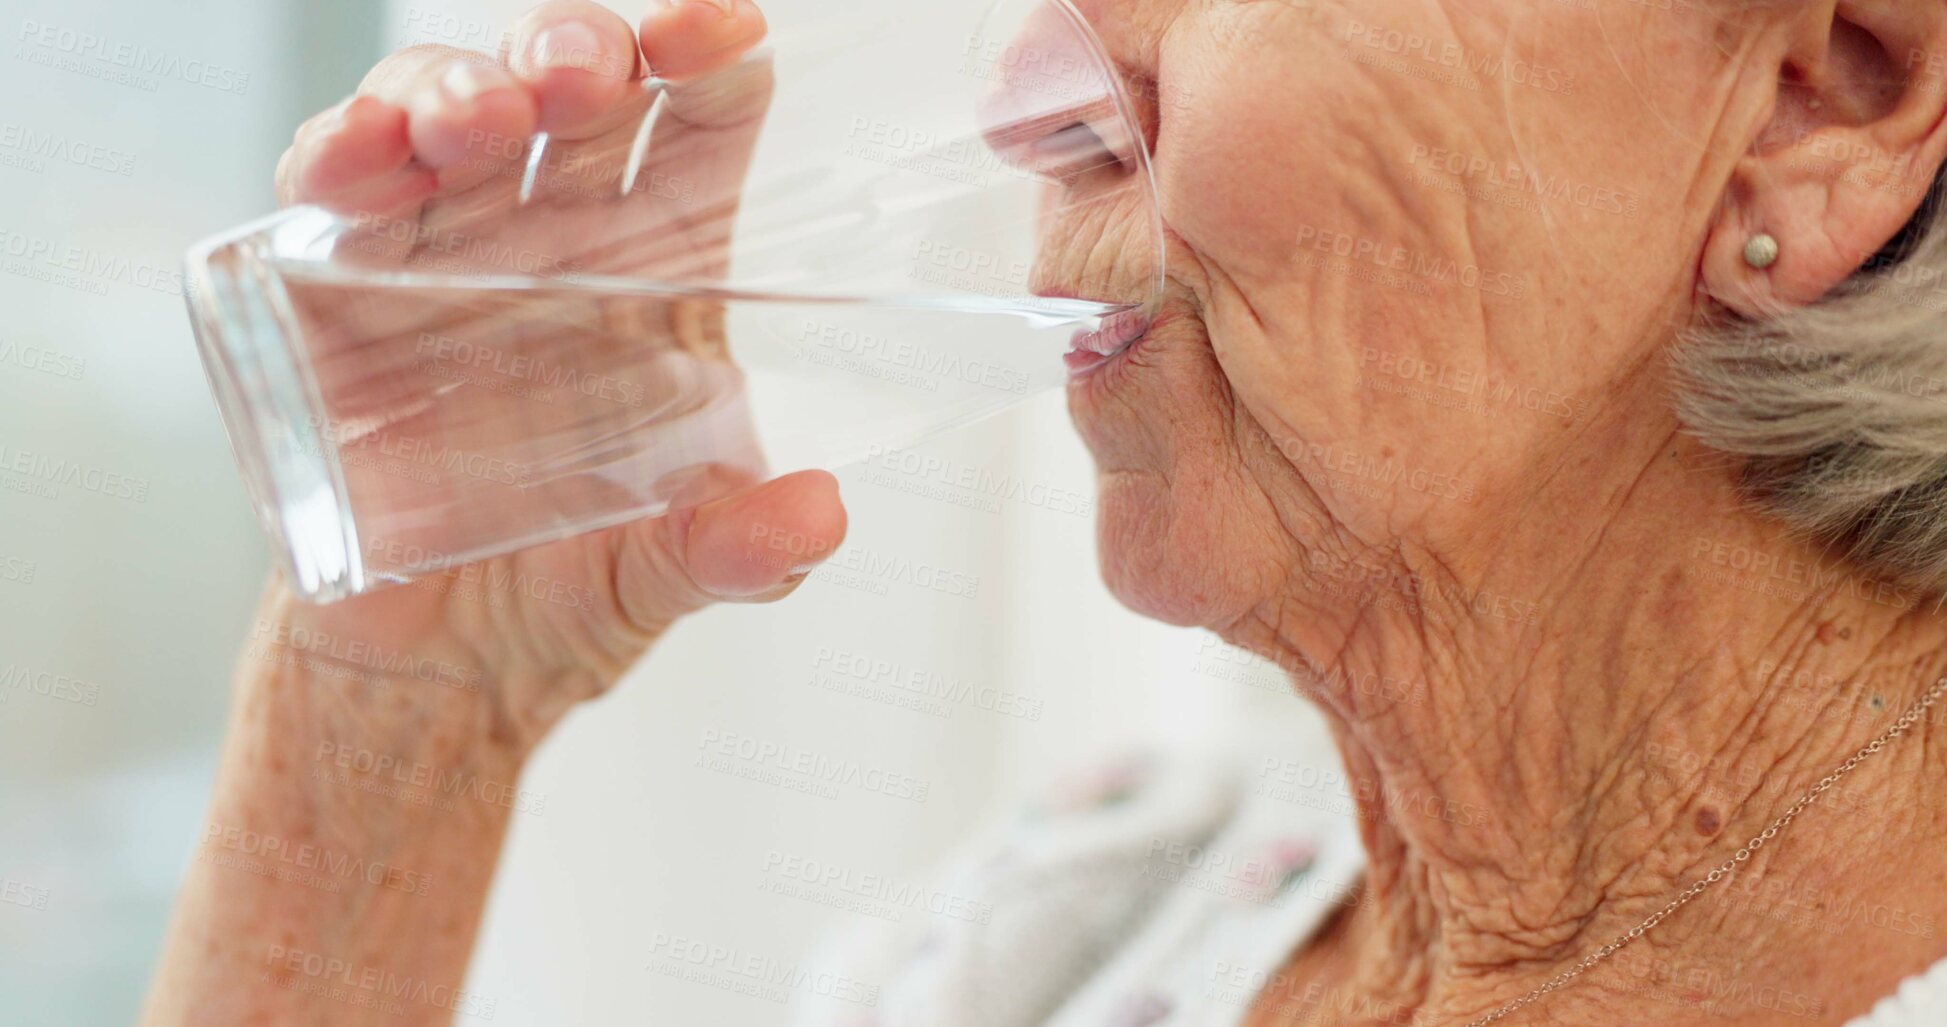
[1460,676,1947,1027]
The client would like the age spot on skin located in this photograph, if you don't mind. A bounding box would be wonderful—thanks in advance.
[1695,807,1721,836]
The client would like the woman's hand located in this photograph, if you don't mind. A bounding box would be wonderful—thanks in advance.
[145,4,842,1023]
[264,0,847,756]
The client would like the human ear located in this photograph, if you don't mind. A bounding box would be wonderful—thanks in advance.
[1703,1,1947,317]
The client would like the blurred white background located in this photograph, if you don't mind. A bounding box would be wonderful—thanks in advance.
[0,0,1325,1022]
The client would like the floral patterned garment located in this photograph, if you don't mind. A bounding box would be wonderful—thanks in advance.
[785,741,1947,1027]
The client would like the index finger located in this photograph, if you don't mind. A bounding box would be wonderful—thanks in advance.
[639,0,768,83]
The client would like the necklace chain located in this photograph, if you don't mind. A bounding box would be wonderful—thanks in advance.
[1458,676,1947,1027]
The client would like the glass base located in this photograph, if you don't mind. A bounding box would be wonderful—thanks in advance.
[187,210,363,602]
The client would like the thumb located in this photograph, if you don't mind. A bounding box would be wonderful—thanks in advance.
[614,469,847,631]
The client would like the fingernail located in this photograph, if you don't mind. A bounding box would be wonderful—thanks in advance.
[658,0,738,17]
[529,21,604,72]
[441,61,516,102]
[771,570,811,593]
[343,95,389,120]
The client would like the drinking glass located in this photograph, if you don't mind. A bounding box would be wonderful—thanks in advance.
[185,0,1163,602]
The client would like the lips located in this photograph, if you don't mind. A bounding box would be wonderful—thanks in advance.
[1063,306,1152,375]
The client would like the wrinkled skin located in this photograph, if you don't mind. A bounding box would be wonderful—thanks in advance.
[1039,0,1947,1022]
[1060,0,1793,637]
[150,1,1947,1025]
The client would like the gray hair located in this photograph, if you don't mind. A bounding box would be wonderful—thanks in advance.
[1675,166,1947,595]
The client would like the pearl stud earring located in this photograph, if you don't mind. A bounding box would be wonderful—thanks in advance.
[1743,233,1780,270]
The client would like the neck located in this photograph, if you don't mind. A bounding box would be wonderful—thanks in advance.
[1229,399,1947,1026]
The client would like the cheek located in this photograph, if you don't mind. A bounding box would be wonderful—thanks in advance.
[1152,33,1440,422]
[1155,62,1315,284]
[1153,1,1448,284]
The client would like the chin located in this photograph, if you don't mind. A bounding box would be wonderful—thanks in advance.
[1093,472,1218,627]
[1092,466,1290,633]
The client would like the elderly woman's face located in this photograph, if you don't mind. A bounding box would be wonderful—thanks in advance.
[1061,0,1746,626]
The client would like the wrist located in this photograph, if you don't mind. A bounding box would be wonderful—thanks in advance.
[143,640,528,1026]
[230,648,535,827]
[244,573,645,757]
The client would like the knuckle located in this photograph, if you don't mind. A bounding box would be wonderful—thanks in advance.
[522,0,616,26]
[513,0,630,48]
